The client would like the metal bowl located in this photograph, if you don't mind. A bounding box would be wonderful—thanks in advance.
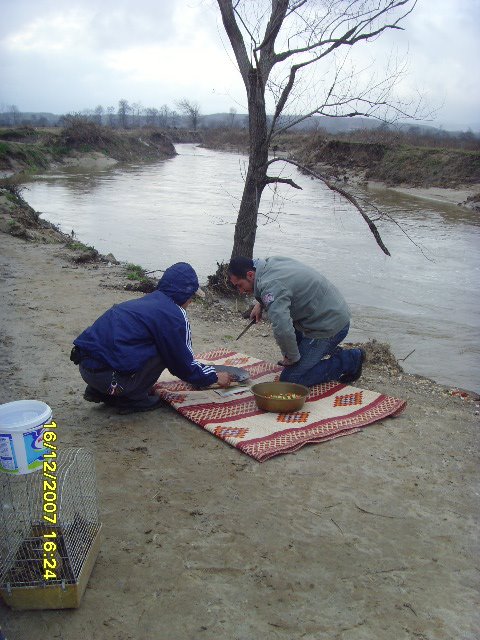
[251,381,309,412]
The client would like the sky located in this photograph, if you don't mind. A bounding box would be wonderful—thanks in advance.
[1,0,479,131]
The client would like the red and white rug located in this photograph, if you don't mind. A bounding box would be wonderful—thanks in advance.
[152,349,407,462]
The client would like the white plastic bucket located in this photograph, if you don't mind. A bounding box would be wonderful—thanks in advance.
[0,400,53,474]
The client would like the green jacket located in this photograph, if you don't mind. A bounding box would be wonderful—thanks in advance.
[254,256,350,362]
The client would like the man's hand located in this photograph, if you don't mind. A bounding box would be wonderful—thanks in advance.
[216,372,232,387]
[250,301,263,323]
[278,356,296,367]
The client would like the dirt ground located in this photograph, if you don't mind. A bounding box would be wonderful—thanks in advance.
[0,229,479,640]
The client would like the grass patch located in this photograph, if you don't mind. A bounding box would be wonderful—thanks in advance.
[45,144,70,157]
[125,263,150,283]
[0,141,51,170]
[66,240,96,252]
[0,127,37,142]
[123,263,157,293]
[0,180,28,204]
[65,239,99,263]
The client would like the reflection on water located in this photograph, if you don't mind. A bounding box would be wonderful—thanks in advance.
[21,144,480,391]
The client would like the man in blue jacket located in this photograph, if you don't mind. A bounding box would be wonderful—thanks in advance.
[229,256,365,387]
[72,262,231,414]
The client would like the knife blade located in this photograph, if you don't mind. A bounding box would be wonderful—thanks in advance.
[235,318,256,340]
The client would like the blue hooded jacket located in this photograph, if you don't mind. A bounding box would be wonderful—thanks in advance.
[74,262,217,386]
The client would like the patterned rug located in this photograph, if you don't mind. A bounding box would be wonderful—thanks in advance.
[152,349,407,462]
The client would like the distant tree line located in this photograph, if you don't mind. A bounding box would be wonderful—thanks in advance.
[0,99,247,133]
[0,101,478,151]
[90,100,182,130]
[0,104,50,127]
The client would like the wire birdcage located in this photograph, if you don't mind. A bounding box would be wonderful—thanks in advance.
[0,447,101,609]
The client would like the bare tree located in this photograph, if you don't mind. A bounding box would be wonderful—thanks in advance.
[145,107,159,127]
[217,0,423,258]
[93,105,104,126]
[118,99,131,129]
[176,99,201,131]
[106,106,116,128]
[131,102,145,127]
[170,109,179,128]
[158,105,170,128]
[229,106,238,128]
[9,104,20,126]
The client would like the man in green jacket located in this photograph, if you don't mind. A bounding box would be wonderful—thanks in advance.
[228,256,365,387]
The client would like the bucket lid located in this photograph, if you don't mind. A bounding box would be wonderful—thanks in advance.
[0,400,52,431]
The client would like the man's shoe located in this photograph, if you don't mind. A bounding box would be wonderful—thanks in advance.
[83,386,118,405]
[340,349,366,384]
[83,386,109,403]
[117,396,164,415]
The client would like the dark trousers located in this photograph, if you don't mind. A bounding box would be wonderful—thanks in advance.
[79,355,165,401]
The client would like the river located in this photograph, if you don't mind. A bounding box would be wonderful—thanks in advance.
[20,143,480,391]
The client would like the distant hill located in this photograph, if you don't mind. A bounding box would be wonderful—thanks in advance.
[0,110,477,137]
[202,112,381,133]
[201,113,468,137]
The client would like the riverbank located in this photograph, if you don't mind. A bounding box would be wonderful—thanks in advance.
[0,123,176,177]
[0,195,479,639]
[364,179,480,209]
[202,130,480,211]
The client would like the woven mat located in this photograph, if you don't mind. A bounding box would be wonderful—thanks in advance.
[152,349,407,462]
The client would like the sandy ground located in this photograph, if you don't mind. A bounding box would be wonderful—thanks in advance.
[0,230,479,640]
[366,181,480,209]
[52,151,119,170]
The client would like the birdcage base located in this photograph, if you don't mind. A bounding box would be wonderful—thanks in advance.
[0,525,102,610]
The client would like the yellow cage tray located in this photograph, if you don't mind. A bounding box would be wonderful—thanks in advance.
[0,525,102,610]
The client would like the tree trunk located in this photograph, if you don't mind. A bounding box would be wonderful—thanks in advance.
[230,70,269,259]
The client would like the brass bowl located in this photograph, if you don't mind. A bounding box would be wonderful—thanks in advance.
[251,381,309,413]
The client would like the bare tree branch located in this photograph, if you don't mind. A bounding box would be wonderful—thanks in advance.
[364,198,435,260]
[255,1,301,56]
[264,175,303,189]
[267,156,391,255]
[262,1,419,139]
[273,1,416,64]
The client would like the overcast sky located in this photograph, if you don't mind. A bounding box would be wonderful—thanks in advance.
[1,0,479,131]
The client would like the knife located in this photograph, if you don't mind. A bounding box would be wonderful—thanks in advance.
[235,318,256,340]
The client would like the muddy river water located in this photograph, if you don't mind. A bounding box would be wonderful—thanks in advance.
[21,143,480,391]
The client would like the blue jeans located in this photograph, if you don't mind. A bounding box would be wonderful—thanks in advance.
[279,324,361,387]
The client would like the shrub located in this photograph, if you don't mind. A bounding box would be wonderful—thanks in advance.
[59,116,114,149]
